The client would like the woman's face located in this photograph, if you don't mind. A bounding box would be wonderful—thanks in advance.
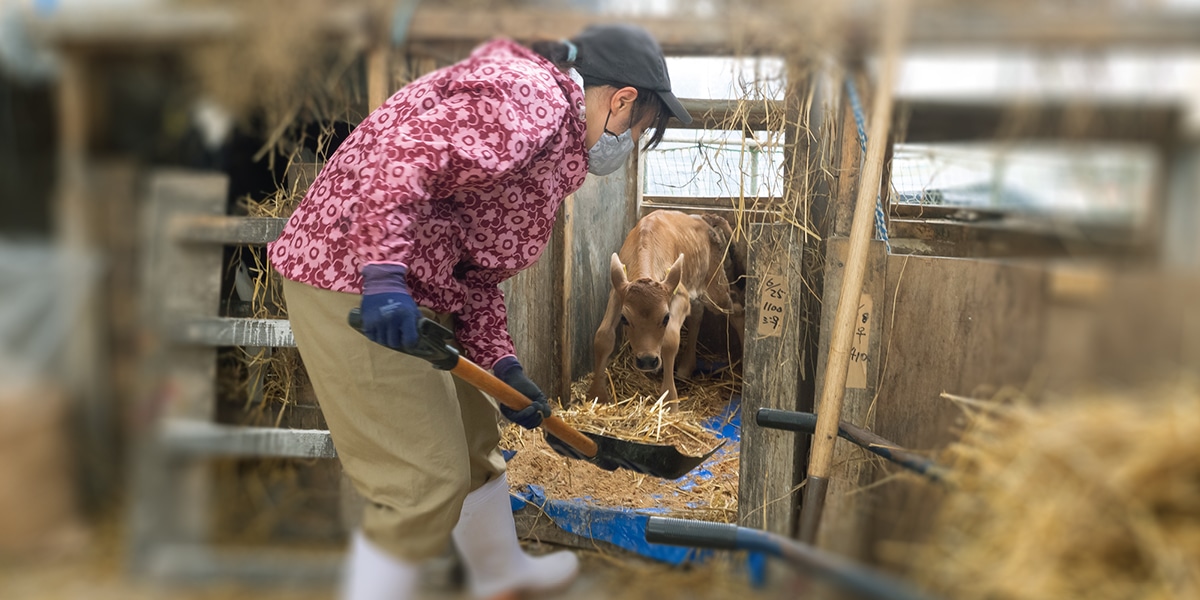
[583,86,656,149]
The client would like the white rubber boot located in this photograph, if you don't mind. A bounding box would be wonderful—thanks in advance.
[341,530,420,600]
[452,473,580,599]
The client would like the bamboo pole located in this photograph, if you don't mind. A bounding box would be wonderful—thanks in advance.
[799,0,911,544]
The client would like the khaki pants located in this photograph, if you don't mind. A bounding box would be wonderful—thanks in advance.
[281,278,507,561]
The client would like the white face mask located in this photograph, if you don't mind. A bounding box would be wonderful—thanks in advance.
[587,110,635,176]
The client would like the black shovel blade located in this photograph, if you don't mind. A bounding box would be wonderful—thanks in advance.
[547,430,725,480]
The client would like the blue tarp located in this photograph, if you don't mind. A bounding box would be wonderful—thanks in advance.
[507,396,766,583]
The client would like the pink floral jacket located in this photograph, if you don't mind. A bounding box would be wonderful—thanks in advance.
[270,39,589,368]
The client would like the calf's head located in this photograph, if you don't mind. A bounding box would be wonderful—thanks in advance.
[610,253,684,373]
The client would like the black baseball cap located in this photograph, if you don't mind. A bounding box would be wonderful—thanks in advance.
[572,24,692,125]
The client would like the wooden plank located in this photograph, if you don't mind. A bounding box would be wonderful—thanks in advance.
[170,317,295,347]
[812,238,887,563]
[888,218,1146,259]
[737,222,805,536]
[866,256,1047,567]
[159,421,336,459]
[143,544,342,585]
[898,100,1181,144]
[169,215,286,245]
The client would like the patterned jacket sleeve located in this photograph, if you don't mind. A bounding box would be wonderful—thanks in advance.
[456,273,517,370]
[349,70,563,268]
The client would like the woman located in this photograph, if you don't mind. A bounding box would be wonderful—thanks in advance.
[268,23,691,600]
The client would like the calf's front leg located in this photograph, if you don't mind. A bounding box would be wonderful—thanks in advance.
[676,298,704,380]
[586,292,622,403]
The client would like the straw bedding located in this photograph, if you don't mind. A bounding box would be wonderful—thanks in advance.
[907,379,1200,600]
[503,344,742,522]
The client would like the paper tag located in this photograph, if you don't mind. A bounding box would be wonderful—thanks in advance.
[847,293,873,389]
[756,272,788,337]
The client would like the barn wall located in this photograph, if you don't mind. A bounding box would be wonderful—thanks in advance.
[501,211,567,398]
[563,160,638,394]
[864,255,1049,566]
[844,255,1200,569]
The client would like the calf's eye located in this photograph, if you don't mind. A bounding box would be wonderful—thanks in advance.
[661,314,670,326]
[620,315,629,326]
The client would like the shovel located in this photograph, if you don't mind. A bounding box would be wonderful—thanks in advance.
[348,309,718,479]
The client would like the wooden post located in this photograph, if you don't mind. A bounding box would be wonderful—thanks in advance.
[53,51,118,508]
[812,237,887,561]
[799,0,911,544]
[738,222,805,536]
[129,171,229,572]
[367,46,391,112]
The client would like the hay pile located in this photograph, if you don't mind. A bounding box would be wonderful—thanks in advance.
[503,345,741,522]
[908,379,1200,600]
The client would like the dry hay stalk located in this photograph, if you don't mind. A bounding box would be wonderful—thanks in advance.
[903,378,1200,600]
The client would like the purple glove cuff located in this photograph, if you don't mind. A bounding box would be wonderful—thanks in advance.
[361,263,410,295]
[492,355,521,379]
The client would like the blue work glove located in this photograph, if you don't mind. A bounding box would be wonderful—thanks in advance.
[492,356,552,429]
[360,263,421,351]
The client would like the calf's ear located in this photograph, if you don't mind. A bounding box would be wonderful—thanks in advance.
[664,254,684,295]
[610,253,628,289]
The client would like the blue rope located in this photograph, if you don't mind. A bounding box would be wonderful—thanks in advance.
[390,0,422,46]
[844,77,892,253]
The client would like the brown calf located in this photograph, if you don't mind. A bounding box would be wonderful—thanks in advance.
[586,210,745,403]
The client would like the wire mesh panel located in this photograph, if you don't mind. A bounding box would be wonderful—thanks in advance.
[643,129,786,199]
[891,142,1157,223]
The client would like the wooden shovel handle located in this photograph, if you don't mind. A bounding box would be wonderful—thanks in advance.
[450,359,599,459]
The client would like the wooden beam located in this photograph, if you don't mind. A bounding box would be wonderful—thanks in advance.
[641,195,784,211]
[898,100,1181,144]
[143,544,341,585]
[888,217,1147,259]
[670,99,782,130]
[31,5,369,51]
[170,317,295,348]
[159,421,336,459]
[738,222,805,536]
[169,215,286,245]
[34,5,1200,54]
[406,7,1200,53]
